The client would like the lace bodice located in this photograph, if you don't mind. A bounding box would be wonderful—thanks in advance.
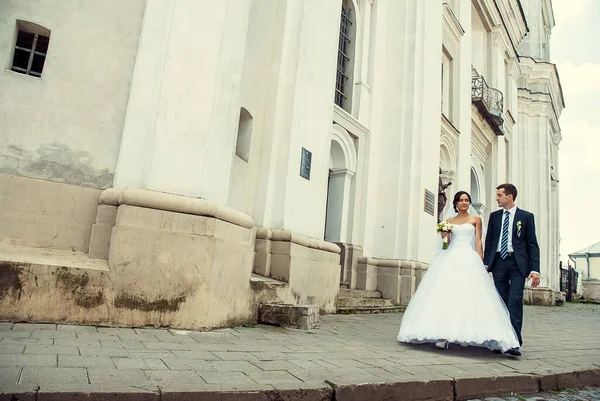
[448,223,477,250]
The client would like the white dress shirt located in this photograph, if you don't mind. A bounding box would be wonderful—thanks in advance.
[496,205,517,253]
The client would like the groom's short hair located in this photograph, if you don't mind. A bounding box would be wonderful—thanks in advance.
[496,183,518,200]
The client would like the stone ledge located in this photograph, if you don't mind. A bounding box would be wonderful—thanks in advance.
[329,379,453,401]
[0,386,334,401]
[357,257,428,270]
[539,368,600,391]
[454,373,539,400]
[99,188,253,229]
[1,368,599,401]
[256,228,340,254]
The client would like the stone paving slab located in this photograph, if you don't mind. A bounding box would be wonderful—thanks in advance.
[0,304,599,401]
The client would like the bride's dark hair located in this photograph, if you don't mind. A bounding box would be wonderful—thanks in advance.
[452,191,472,212]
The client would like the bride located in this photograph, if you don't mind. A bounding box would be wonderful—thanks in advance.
[397,191,520,353]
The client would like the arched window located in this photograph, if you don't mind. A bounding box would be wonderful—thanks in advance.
[334,0,356,112]
[235,107,253,162]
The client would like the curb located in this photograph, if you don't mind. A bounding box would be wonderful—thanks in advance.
[1,368,598,401]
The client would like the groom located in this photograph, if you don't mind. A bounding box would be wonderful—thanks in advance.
[484,183,540,356]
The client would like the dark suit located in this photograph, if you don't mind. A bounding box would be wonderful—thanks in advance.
[484,207,540,346]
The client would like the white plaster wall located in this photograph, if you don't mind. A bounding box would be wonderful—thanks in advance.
[515,107,559,290]
[0,0,146,188]
[114,0,251,204]
[586,258,600,281]
[471,3,489,78]
[365,0,443,261]
[518,0,544,61]
[455,1,473,192]
[365,0,404,258]
[282,1,342,239]
[251,0,340,239]
[228,0,280,216]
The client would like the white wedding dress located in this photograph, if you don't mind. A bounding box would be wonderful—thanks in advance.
[397,223,520,352]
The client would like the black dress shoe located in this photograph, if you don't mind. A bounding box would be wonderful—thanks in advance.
[506,348,521,356]
[494,349,502,354]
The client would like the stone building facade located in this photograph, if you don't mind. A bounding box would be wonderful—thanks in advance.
[0,0,563,329]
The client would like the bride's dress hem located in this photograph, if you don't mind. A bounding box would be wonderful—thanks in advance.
[397,337,510,352]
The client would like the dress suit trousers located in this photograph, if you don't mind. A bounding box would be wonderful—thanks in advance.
[491,253,526,346]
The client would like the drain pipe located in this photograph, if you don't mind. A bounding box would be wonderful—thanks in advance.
[585,252,591,280]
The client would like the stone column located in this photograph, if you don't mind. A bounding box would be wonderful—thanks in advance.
[114,0,252,203]
[352,0,374,121]
[113,0,174,189]
[456,0,472,192]
[365,0,443,262]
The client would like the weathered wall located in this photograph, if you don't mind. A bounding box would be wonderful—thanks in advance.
[0,0,146,188]
[0,202,257,330]
[0,174,100,251]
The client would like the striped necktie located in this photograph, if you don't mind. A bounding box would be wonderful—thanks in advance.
[500,210,510,259]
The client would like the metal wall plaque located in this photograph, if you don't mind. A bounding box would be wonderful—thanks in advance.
[424,189,435,216]
[300,147,312,180]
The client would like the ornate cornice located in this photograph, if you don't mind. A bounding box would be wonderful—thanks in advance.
[442,3,465,47]
[518,57,565,116]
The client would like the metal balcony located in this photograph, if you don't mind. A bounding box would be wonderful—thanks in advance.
[471,70,504,135]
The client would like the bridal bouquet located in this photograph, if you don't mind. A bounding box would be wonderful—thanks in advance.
[436,221,454,250]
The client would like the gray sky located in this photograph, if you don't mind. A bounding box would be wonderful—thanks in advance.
[551,0,600,261]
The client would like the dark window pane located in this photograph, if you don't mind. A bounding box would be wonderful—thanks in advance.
[31,53,46,74]
[16,30,35,49]
[36,35,50,53]
[12,48,31,70]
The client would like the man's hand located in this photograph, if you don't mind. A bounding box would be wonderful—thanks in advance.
[528,272,540,288]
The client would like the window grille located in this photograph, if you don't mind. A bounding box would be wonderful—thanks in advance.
[335,6,353,109]
[12,30,50,77]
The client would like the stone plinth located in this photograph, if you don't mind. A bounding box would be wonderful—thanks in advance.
[336,243,363,289]
[259,304,319,330]
[356,258,428,306]
[582,280,600,302]
[524,287,561,306]
[1,188,257,330]
[253,228,341,313]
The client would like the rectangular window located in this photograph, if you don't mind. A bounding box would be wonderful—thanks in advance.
[11,29,50,77]
[335,6,353,110]
[441,50,452,119]
[504,60,511,113]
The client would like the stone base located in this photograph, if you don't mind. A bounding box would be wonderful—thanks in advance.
[356,257,428,306]
[253,228,341,313]
[0,174,100,252]
[336,243,363,289]
[258,304,319,330]
[0,188,257,330]
[582,280,600,302]
[524,287,562,306]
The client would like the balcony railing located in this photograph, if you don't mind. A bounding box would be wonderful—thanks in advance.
[471,69,504,135]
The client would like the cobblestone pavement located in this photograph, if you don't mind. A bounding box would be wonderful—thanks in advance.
[467,386,600,401]
[0,303,599,400]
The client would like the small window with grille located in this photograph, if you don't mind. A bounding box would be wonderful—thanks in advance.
[10,22,51,77]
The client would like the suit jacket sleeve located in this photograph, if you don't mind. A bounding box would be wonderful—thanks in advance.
[526,212,540,274]
[484,212,494,266]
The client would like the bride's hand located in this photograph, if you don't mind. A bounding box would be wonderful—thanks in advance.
[441,232,448,239]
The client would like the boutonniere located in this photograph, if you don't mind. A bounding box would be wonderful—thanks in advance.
[516,221,522,237]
